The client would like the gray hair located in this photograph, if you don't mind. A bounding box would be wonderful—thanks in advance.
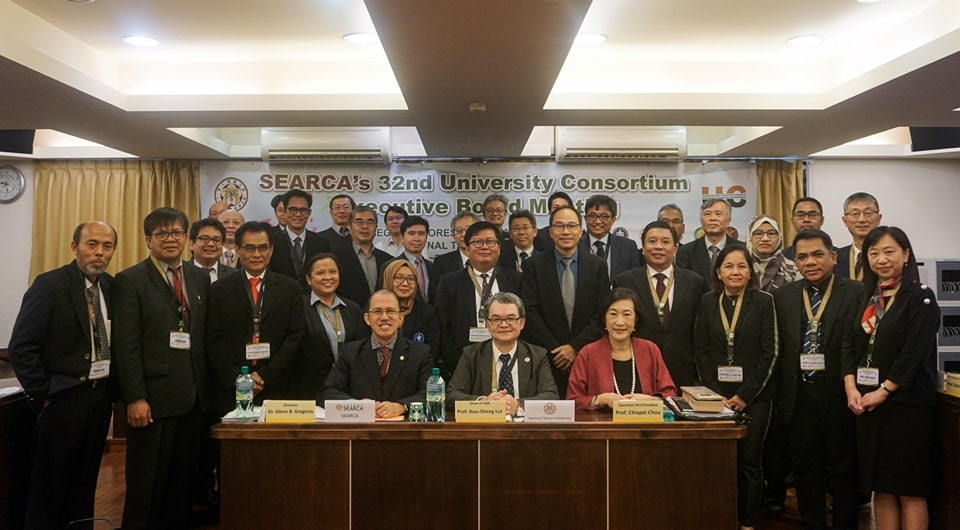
[450,210,479,231]
[842,192,879,213]
[485,292,525,318]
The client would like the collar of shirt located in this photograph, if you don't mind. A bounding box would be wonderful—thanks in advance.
[243,269,266,281]
[804,273,834,293]
[704,237,727,252]
[459,250,470,267]
[371,336,398,351]
[285,226,306,244]
[647,264,675,279]
[494,342,518,358]
[309,291,345,309]
[471,266,495,278]
[151,256,183,275]
[553,248,578,263]
[193,258,217,270]
[353,241,373,257]
[515,245,534,256]
[403,251,422,263]
[589,234,610,247]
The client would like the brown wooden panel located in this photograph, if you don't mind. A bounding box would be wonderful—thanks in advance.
[609,439,738,529]
[352,440,477,530]
[219,439,349,530]
[480,440,606,530]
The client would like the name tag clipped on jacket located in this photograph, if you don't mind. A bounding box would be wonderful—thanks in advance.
[717,365,743,383]
[246,342,271,360]
[170,331,191,350]
[856,367,880,386]
[89,360,110,379]
[800,354,825,371]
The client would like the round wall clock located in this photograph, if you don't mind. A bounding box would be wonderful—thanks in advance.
[0,165,25,203]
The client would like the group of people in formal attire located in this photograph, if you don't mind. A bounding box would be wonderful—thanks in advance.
[8,188,940,530]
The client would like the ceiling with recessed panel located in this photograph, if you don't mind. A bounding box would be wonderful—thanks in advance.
[2,0,960,160]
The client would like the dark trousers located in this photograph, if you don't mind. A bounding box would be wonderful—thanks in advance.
[25,381,113,530]
[788,381,860,530]
[122,405,203,530]
[762,406,790,502]
[738,400,772,527]
[549,362,568,399]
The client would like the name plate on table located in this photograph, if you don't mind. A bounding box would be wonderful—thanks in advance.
[613,399,664,423]
[523,400,575,423]
[324,400,375,423]
[262,400,317,423]
[455,400,507,423]
[945,372,960,398]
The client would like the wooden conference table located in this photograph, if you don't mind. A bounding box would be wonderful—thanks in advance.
[212,411,746,530]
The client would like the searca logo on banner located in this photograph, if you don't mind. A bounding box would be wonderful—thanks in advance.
[701,185,747,208]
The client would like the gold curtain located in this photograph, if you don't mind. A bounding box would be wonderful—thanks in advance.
[755,160,804,247]
[30,159,200,281]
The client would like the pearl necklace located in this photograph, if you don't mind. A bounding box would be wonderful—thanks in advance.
[612,342,636,395]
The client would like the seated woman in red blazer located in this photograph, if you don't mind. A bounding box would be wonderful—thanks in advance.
[567,288,677,410]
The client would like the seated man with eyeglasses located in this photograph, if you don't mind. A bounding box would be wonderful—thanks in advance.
[319,290,433,419]
[446,292,558,414]
[435,221,522,380]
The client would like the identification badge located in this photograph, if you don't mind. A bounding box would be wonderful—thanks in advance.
[89,360,110,379]
[799,354,825,371]
[856,367,880,386]
[246,342,271,360]
[170,331,191,350]
[718,365,744,383]
[468,327,492,342]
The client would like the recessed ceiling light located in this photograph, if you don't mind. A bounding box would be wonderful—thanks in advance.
[787,34,824,48]
[343,33,377,45]
[67,0,96,4]
[123,36,160,48]
[575,33,607,46]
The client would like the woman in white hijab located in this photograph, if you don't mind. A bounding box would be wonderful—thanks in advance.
[746,214,800,293]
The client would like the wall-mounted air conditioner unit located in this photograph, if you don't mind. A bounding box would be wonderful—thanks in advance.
[555,126,687,162]
[261,127,391,163]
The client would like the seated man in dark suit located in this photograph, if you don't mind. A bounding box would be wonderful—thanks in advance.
[447,292,558,414]
[317,193,356,249]
[533,191,573,251]
[319,290,433,419]
[435,221,523,380]
[188,218,237,283]
[499,209,537,272]
[333,205,392,305]
[835,191,882,281]
[270,189,331,292]
[579,194,640,282]
[433,210,478,277]
[676,198,742,281]
[521,205,609,398]
[613,220,706,387]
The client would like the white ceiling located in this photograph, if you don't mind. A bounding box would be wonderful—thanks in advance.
[2,0,960,160]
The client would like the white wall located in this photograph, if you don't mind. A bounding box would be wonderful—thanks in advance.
[810,158,960,260]
[1,161,34,347]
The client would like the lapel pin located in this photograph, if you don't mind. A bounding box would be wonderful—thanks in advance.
[400,356,405,361]
[524,357,530,363]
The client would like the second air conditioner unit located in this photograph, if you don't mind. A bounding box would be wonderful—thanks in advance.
[555,126,687,162]
[261,127,391,163]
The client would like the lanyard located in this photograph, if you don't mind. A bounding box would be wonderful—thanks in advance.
[719,292,744,364]
[490,349,520,394]
[468,268,495,321]
[865,288,898,367]
[318,303,343,343]
[153,260,188,331]
[802,275,835,351]
[646,270,675,319]
[849,247,863,281]
[250,280,264,343]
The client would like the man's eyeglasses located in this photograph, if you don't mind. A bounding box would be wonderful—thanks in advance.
[585,213,613,222]
[469,239,500,248]
[551,222,581,232]
[386,216,405,223]
[487,316,521,326]
[152,230,186,241]
[352,219,376,227]
[485,208,506,215]
[286,207,312,216]
[196,235,223,245]
[844,209,878,219]
[792,211,821,220]
[240,244,271,254]
[367,308,400,317]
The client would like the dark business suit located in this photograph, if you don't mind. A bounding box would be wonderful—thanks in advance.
[358,299,441,363]
[188,259,237,283]
[8,261,115,529]
[612,266,707,387]
[533,226,554,252]
[498,244,537,272]
[579,232,641,282]
[694,288,777,527]
[520,250,610,398]
[318,335,433,406]
[290,295,363,400]
[270,228,331,292]
[433,248,467,278]
[434,266,523,379]
[113,258,211,530]
[206,269,306,411]
[333,243,392,306]
[774,274,863,530]
[381,253,437,304]
[446,340,558,406]
[317,225,351,250]
[676,235,742,282]
[834,244,863,280]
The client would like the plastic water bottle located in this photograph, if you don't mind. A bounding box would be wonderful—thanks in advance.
[425,367,445,422]
[662,399,675,422]
[235,366,255,421]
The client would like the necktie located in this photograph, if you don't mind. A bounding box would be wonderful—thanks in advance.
[708,245,719,265]
[378,346,391,386]
[87,284,110,361]
[518,251,528,272]
[561,257,575,328]
[498,353,515,396]
[293,236,304,264]
[480,273,489,294]
[415,258,427,300]
[339,227,349,236]
[594,240,607,259]
[206,267,216,282]
[654,272,670,325]
[170,265,190,325]
[803,286,822,380]
[224,249,234,267]
[249,277,261,305]
[854,252,863,279]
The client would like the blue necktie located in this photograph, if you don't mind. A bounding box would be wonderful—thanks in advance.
[498,354,515,396]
